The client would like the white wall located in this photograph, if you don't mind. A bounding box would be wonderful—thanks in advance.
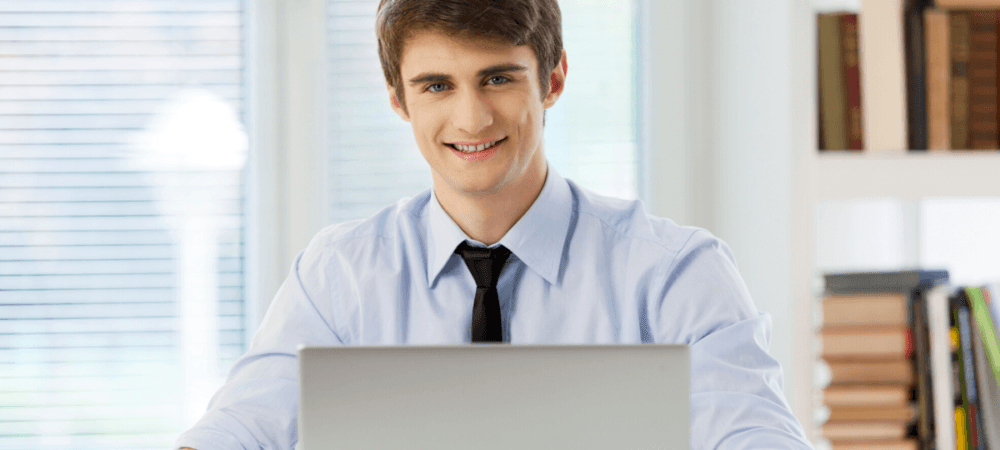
[647,0,804,423]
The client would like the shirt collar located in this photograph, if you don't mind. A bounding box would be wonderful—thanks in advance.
[426,164,573,287]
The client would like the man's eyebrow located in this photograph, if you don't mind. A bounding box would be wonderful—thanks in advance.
[476,63,528,78]
[407,64,528,85]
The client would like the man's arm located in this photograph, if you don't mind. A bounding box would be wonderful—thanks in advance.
[651,230,814,449]
[174,239,347,450]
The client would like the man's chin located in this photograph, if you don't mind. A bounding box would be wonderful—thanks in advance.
[443,175,510,198]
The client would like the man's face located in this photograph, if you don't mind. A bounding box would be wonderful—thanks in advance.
[388,29,566,198]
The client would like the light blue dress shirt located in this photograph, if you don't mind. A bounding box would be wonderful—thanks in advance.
[176,166,813,450]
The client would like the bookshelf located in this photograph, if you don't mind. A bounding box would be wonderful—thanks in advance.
[793,0,1000,446]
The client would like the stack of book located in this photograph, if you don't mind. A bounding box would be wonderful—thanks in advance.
[816,0,1000,152]
[819,270,949,450]
[819,271,1000,450]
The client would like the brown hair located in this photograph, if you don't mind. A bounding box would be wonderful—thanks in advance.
[376,0,563,113]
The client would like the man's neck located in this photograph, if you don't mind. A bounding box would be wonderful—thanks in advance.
[435,162,548,246]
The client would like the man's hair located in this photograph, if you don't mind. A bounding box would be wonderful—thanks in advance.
[376,0,563,113]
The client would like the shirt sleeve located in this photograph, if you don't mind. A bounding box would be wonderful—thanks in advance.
[652,229,814,450]
[174,237,347,450]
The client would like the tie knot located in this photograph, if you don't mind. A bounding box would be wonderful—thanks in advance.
[454,242,512,288]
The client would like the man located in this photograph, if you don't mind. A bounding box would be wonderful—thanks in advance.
[176,0,814,448]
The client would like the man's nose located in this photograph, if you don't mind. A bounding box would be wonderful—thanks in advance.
[451,89,494,135]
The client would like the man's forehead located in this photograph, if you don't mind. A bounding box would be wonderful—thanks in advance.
[399,29,535,75]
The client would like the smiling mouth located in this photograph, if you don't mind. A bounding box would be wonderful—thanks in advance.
[447,137,506,153]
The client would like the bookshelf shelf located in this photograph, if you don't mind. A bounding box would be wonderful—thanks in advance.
[811,152,1000,200]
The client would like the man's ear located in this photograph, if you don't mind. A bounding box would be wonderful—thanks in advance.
[387,84,411,122]
[542,49,568,109]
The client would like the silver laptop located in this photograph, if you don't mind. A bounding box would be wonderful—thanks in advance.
[298,344,689,449]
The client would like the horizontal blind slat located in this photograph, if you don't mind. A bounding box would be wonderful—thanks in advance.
[0,40,241,56]
[0,99,242,115]
[0,26,240,41]
[0,70,240,86]
[0,316,244,334]
[0,288,243,304]
[0,185,244,201]
[1,301,243,320]
[1,243,242,260]
[0,12,241,27]
[1,56,242,72]
[0,330,243,348]
[0,1,239,13]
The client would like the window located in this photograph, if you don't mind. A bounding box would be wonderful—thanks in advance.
[325,0,641,225]
[0,1,248,448]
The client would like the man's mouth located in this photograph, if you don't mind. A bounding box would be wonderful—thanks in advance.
[447,137,506,153]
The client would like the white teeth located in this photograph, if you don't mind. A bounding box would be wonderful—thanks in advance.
[452,140,500,153]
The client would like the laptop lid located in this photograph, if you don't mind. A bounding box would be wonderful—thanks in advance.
[298,344,689,449]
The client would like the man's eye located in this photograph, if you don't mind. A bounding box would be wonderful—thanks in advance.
[426,83,448,93]
[487,75,509,85]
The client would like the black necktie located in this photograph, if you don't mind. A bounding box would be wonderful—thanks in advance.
[454,242,512,342]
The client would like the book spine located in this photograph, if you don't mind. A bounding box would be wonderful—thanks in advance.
[937,0,1000,9]
[965,287,1000,391]
[955,301,980,449]
[824,271,950,293]
[957,405,968,450]
[842,14,865,150]
[967,305,1000,450]
[860,0,909,152]
[952,11,972,150]
[983,286,1000,350]
[967,11,999,149]
[927,285,957,450]
[913,292,935,448]
[927,9,954,151]
[819,13,849,150]
[906,1,929,150]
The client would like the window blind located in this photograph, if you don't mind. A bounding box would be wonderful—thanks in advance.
[0,1,247,449]
[325,0,640,226]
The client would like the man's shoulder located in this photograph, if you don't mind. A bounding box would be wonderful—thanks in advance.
[566,179,709,255]
[308,188,432,251]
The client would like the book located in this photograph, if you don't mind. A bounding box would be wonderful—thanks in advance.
[905,0,929,150]
[926,8,953,151]
[824,270,949,293]
[967,287,1000,449]
[823,421,911,440]
[860,0,909,152]
[969,303,1000,449]
[951,11,972,150]
[824,385,911,406]
[966,287,1000,390]
[927,285,958,450]
[912,290,936,449]
[819,13,850,150]
[843,14,865,150]
[828,360,915,384]
[936,0,1000,8]
[830,440,917,450]
[823,293,909,326]
[984,284,1000,338]
[955,295,982,450]
[967,11,998,150]
[957,405,969,450]
[828,405,918,421]
[821,326,913,360]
